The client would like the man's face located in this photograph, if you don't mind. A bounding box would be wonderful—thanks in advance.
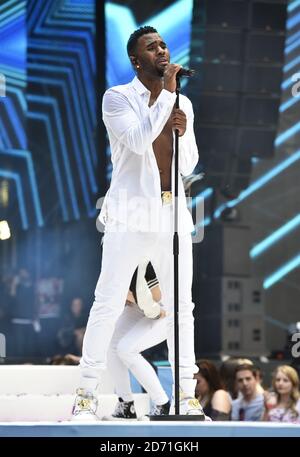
[236,369,257,399]
[134,33,170,77]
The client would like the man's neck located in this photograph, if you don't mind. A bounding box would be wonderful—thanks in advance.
[243,391,258,403]
[138,74,163,100]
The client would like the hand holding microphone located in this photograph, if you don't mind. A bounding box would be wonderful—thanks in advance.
[164,64,195,93]
[163,63,182,93]
[177,68,195,77]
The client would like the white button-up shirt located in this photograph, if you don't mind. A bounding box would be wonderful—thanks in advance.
[100,76,199,233]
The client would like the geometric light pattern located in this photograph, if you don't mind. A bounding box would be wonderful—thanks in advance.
[0,0,98,229]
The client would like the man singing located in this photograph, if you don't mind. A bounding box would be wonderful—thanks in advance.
[72,25,204,420]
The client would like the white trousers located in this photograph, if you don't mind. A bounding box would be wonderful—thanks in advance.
[107,304,169,405]
[80,204,198,396]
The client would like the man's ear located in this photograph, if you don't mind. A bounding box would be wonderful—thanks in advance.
[130,55,139,69]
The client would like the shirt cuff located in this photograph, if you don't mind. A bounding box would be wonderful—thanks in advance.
[158,89,177,105]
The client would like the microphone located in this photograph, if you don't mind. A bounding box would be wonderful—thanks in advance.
[177,67,195,77]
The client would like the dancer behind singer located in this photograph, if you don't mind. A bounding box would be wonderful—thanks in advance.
[103,260,170,420]
[72,25,203,420]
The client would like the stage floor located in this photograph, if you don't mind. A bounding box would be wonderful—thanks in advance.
[1,421,300,437]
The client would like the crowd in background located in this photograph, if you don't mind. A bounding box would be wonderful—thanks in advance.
[0,268,86,357]
[194,358,300,423]
[1,270,300,423]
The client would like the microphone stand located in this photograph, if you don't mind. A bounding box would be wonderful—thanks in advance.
[173,74,180,416]
[150,75,204,421]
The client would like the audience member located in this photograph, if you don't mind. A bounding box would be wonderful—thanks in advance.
[9,268,37,357]
[263,365,300,423]
[57,297,87,355]
[231,364,265,421]
[195,360,231,420]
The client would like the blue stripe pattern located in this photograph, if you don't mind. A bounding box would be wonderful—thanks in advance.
[0,0,98,229]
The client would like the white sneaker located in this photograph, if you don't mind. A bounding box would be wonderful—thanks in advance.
[181,397,212,421]
[71,388,99,421]
[170,393,212,421]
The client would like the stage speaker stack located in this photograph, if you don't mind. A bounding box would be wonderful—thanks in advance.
[187,0,287,197]
[193,224,265,357]
[188,0,287,358]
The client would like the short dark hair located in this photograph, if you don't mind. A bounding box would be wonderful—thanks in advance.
[235,364,258,378]
[127,25,158,56]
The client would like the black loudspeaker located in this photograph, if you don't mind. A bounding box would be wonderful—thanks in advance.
[206,0,248,28]
[240,127,277,158]
[205,30,244,61]
[201,62,242,92]
[187,0,287,194]
[241,96,280,125]
[252,2,287,30]
[197,94,239,124]
[245,64,283,94]
[194,224,251,278]
[193,276,266,357]
[247,33,286,63]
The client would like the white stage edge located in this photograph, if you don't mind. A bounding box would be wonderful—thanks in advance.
[1,365,300,437]
[0,421,300,437]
